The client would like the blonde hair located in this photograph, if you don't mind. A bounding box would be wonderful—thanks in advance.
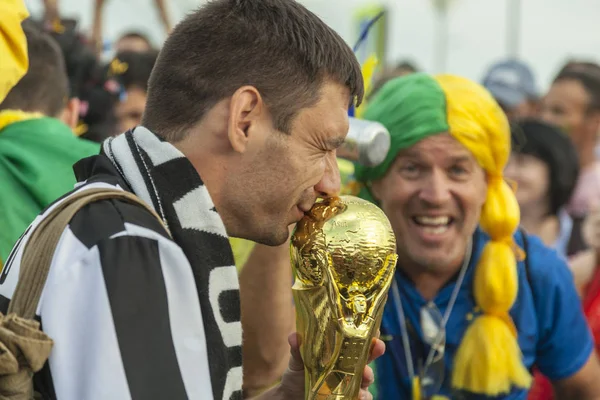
[434,74,531,395]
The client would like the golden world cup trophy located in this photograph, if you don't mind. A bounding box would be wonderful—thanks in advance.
[290,195,398,400]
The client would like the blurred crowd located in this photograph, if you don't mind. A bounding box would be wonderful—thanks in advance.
[3,0,600,399]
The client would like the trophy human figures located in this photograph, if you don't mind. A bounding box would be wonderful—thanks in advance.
[290,196,398,400]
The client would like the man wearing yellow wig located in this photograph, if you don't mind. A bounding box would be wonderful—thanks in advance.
[357,73,600,399]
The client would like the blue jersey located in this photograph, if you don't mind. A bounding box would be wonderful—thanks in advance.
[375,228,594,399]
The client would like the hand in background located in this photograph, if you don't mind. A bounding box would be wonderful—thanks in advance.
[94,0,106,10]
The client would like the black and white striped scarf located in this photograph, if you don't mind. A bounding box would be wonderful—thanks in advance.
[103,127,243,400]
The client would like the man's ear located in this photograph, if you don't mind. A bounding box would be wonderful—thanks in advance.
[59,97,80,130]
[228,86,265,153]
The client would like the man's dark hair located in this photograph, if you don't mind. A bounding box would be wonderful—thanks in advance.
[553,66,600,113]
[511,119,579,216]
[0,24,69,117]
[110,50,159,92]
[142,0,364,142]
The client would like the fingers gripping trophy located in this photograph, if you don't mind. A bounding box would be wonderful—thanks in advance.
[291,196,398,399]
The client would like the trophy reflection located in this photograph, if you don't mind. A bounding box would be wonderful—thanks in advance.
[290,195,398,400]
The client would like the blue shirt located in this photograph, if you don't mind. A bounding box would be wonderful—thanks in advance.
[375,228,594,399]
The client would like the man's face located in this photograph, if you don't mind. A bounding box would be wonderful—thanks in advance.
[371,134,487,274]
[540,79,596,150]
[223,81,351,246]
[115,86,146,134]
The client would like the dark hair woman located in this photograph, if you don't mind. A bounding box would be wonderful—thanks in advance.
[515,119,599,399]
[505,118,581,257]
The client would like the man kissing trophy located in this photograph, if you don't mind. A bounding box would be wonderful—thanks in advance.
[291,156,398,400]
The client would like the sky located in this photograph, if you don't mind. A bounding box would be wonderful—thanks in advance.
[24,0,600,93]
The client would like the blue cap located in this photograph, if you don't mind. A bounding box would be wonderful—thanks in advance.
[482,60,538,108]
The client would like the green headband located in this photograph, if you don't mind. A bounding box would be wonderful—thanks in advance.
[353,73,450,184]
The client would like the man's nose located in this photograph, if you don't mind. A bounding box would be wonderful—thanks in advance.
[419,169,452,205]
[314,153,341,198]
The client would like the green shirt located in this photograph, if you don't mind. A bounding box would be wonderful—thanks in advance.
[0,117,100,264]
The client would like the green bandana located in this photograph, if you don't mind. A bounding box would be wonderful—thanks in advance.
[354,73,450,186]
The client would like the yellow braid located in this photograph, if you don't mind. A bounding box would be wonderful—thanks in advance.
[434,74,531,395]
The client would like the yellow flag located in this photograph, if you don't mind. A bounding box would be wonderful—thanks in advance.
[0,0,29,104]
[355,54,379,119]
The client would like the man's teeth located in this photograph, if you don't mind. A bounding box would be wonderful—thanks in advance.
[414,216,450,226]
[421,225,448,234]
[414,216,451,235]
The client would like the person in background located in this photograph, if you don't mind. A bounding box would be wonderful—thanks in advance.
[541,66,600,218]
[395,60,419,76]
[368,60,420,102]
[356,73,600,399]
[505,118,598,292]
[505,119,580,257]
[114,31,153,54]
[557,59,600,76]
[0,0,29,103]
[91,0,169,56]
[0,24,99,269]
[30,15,121,143]
[44,20,154,144]
[557,61,600,162]
[579,202,600,350]
[106,50,159,133]
[524,120,600,400]
[482,59,539,120]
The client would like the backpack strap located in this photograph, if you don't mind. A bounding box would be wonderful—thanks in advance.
[7,187,169,319]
